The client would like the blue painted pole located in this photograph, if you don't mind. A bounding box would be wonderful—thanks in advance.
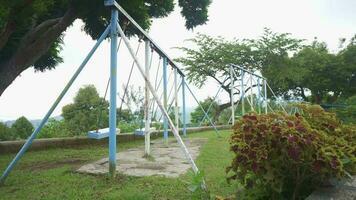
[0,25,111,185]
[182,77,187,137]
[109,8,118,177]
[163,57,168,141]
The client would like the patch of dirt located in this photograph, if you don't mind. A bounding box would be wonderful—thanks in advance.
[21,159,88,172]
[77,138,208,177]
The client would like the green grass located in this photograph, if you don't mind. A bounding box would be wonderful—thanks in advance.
[0,130,236,200]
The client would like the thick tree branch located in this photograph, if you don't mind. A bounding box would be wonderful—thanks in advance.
[19,18,62,49]
[0,5,77,96]
[0,0,35,50]
[0,21,16,50]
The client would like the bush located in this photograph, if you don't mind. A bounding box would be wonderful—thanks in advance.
[118,121,139,133]
[330,95,356,124]
[11,116,34,139]
[227,104,355,200]
[38,119,71,138]
[0,122,13,141]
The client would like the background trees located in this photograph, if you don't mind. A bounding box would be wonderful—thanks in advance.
[0,0,212,96]
[62,84,109,135]
[11,116,34,139]
[190,97,219,125]
[0,122,13,141]
[177,29,356,117]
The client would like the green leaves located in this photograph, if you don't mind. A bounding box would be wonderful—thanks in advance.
[0,0,211,96]
[62,85,109,135]
[0,122,13,141]
[11,116,34,139]
[177,29,355,105]
[178,0,211,30]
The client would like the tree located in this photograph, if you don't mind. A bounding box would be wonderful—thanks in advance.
[0,122,13,141]
[11,116,34,139]
[62,85,109,135]
[190,97,219,124]
[177,29,356,110]
[252,32,355,103]
[176,34,257,117]
[0,0,212,96]
[176,29,301,117]
[336,36,356,98]
[271,37,356,104]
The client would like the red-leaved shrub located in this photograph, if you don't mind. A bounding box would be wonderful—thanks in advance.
[227,104,355,200]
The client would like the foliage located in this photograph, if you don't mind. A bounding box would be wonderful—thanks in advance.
[176,34,255,89]
[227,104,356,199]
[117,121,139,133]
[329,95,356,124]
[190,97,219,125]
[0,0,211,96]
[0,122,13,141]
[11,116,34,139]
[117,108,134,123]
[38,119,71,138]
[62,85,109,136]
[177,30,356,106]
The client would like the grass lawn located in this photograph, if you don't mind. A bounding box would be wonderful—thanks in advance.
[0,130,237,200]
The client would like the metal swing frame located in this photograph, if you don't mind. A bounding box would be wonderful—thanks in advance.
[0,0,203,185]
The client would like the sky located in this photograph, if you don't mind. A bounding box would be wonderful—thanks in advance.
[1,0,356,121]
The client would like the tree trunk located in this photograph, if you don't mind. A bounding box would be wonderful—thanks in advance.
[0,6,77,97]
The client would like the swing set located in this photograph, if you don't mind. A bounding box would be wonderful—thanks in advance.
[0,0,221,186]
[0,0,286,187]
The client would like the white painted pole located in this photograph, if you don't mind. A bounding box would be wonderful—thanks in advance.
[144,40,151,156]
[241,70,245,115]
[230,65,235,125]
[250,73,254,111]
[174,68,179,132]
[264,79,268,114]
[117,24,200,176]
[257,78,261,114]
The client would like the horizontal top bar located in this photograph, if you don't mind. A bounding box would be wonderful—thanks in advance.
[230,64,265,80]
[111,1,185,77]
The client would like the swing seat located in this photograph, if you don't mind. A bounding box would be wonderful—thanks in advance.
[134,127,156,136]
[87,128,120,139]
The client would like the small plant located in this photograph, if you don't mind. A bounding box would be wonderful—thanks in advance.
[186,171,211,199]
[227,104,355,199]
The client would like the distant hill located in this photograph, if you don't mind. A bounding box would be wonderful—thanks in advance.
[3,116,63,128]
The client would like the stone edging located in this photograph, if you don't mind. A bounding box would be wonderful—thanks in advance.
[0,125,230,154]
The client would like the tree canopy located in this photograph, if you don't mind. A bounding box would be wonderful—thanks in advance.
[62,84,109,135]
[177,29,356,110]
[0,0,211,96]
[0,122,13,141]
[11,116,34,139]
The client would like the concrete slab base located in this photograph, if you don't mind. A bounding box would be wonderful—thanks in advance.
[77,138,207,177]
